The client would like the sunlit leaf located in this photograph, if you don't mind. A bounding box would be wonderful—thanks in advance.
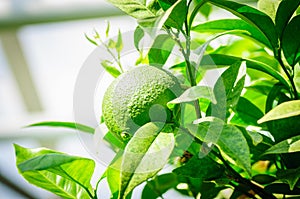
[101,60,121,78]
[27,121,95,134]
[264,135,300,155]
[294,64,300,93]
[207,0,279,51]
[200,54,290,88]
[188,117,251,175]
[134,26,144,51]
[192,19,271,48]
[148,34,176,66]
[116,29,123,53]
[257,0,281,21]
[119,122,175,198]
[168,86,216,106]
[14,144,95,199]
[107,0,162,27]
[258,100,300,123]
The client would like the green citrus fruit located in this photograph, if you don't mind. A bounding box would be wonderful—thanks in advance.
[102,65,182,138]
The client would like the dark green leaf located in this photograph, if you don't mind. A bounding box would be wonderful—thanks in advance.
[277,167,300,190]
[282,15,300,66]
[141,173,178,199]
[264,135,300,155]
[27,121,95,134]
[163,0,187,29]
[119,122,175,198]
[265,183,300,195]
[252,174,277,185]
[230,97,264,127]
[188,117,251,175]
[14,144,95,199]
[192,19,271,48]
[258,100,300,123]
[173,156,224,180]
[208,0,278,51]
[275,0,300,40]
[101,60,121,78]
[200,54,290,88]
[134,26,144,51]
[158,0,177,11]
[148,34,176,66]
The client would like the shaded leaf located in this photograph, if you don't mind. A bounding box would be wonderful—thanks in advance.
[119,122,175,198]
[265,183,300,195]
[192,19,271,48]
[277,167,300,190]
[275,0,300,40]
[14,144,95,199]
[252,174,277,185]
[173,155,224,180]
[208,0,278,51]
[188,117,251,175]
[282,15,300,66]
[27,121,94,134]
[264,135,300,155]
[258,100,300,123]
[141,173,178,199]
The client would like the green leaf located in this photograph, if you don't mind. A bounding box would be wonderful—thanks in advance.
[258,100,300,123]
[116,29,123,53]
[14,144,95,199]
[230,97,264,127]
[192,19,271,48]
[188,117,251,175]
[148,34,176,66]
[282,15,300,66]
[277,167,300,190]
[103,131,127,150]
[208,0,278,51]
[106,21,110,37]
[257,0,281,21]
[168,86,216,106]
[158,0,177,11]
[275,0,300,40]
[252,174,277,185]
[208,61,244,119]
[201,54,290,89]
[107,0,162,27]
[295,64,300,93]
[101,60,121,78]
[264,135,300,155]
[141,173,178,199]
[27,121,95,134]
[119,122,175,198]
[265,183,300,195]
[173,155,224,180]
[162,0,187,29]
[134,26,144,51]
